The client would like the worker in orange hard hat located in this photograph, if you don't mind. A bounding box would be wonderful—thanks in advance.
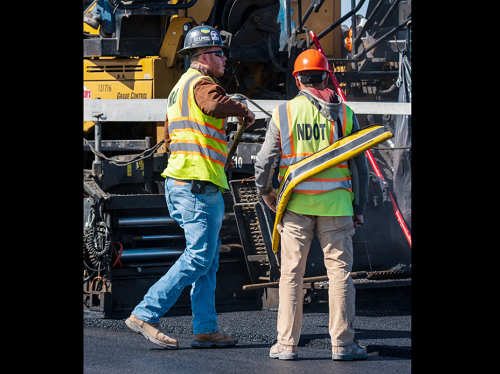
[343,15,367,52]
[292,48,331,76]
[254,48,369,361]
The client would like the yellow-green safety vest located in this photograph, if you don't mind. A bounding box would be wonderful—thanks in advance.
[162,68,229,190]
[271,124,393,253]
[275,94,354,194]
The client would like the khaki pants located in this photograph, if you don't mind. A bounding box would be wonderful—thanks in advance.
[276,209,356,347]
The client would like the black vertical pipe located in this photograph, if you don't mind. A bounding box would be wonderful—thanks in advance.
[351,0,356,64]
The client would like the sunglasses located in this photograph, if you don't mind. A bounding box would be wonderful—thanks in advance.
[192,50,225,59]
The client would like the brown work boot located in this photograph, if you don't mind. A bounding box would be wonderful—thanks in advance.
[190,331,238,348]
[125,314,178,349]
[269,342,298,360]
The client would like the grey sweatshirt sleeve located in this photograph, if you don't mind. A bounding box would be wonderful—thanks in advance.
[347,113,369,215]
[254,117,281,195]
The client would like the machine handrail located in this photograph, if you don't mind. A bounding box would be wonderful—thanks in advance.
[83,99,411,122]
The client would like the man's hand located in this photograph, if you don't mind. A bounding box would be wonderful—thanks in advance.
[262,189,278,212]
[238,109,256,128]
[352,214,364,229]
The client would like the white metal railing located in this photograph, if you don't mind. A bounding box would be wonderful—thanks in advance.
[83,99,411,122]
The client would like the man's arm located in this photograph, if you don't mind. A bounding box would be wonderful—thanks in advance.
[254,116,281,200]
[194,79,255,126]
[347,112,369,216]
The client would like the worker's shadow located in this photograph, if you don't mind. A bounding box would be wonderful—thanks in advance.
[149,343,273,351]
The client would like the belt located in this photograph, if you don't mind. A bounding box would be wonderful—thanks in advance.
[169,177,215,186]
[169,177,215,194]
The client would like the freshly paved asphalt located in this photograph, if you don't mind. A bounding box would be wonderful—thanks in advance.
[84,309,411,373]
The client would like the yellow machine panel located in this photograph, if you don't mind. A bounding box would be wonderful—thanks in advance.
[83,57,183,133]
[84,58,155,83]
[84,75,152,100]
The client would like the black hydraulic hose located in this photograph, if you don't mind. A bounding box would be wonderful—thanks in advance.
[297,0,303,31]
[316,0,367,40]
[267,34,287,73]
[301,0,325,29]
[84,221,112,270]
[206,0,221,27]
[85,223,111,257]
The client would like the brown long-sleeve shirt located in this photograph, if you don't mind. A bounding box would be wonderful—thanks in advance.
[163,63,249,151]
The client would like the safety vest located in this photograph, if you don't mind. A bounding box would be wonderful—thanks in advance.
[344,28,353,51]
[162,68,229,190]
[275,94,354,194]
[271,124,393,253]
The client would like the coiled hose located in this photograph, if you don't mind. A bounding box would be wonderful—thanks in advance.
[84,208,112,277]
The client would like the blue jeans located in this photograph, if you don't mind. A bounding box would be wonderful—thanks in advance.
[132,177,224,334]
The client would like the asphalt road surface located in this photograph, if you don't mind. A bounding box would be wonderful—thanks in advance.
[84,309,411,373]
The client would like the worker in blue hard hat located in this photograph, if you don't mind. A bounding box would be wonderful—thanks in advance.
[125,25,255,350]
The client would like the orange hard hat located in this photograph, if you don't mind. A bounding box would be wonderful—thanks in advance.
[292,49,331,76]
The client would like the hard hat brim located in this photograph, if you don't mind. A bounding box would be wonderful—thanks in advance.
[177,44,229,56]
[292,66,330,77]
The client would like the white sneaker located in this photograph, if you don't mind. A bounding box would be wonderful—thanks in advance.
[332,342,367,360]
[269,342,298,360]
